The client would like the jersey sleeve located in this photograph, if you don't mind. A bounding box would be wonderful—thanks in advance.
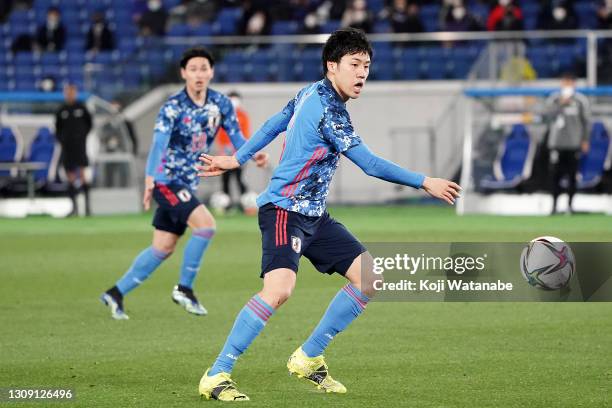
[235,96,297,165]
[219,96,247,150]
[145,100,178,177]
[343,142,425,189]
[319,107,362,153]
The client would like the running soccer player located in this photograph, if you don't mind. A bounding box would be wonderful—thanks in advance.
[100,47,268,320]
[196,28,461,400]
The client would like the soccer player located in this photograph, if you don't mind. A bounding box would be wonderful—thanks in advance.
[100,47,268,320]
[196,28,461,400]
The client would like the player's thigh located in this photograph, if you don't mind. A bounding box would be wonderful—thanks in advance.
[152,229,180,254]
[259,267,297,309]
[258,204,304,276]
[344,251,377,298]
[187,204,216,230]
[303,215,366,276]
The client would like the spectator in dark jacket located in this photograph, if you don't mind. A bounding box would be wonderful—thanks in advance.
[538,2,577,31]
[86,12,115,52]
[380,0,425,33]
[443,4,483,31]
[341,0,373,33]
[36,6,66,51]
[139,0,168,36]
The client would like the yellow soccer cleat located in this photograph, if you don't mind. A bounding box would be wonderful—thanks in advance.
[287,347,347,394]
[198,369,250,401]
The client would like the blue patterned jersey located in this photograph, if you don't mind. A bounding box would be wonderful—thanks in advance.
[146,88,246,192]
[252,78,362,217]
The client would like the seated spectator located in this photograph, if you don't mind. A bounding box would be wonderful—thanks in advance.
[341,0,373,33]
[139,0,168,36]
[36,6,66,51]
[185,0,218,27]
[486,0,523,31]
[538,2,577,31]
[300,0,347,34]
[443,4,482,31]
[380,0,425,33]
[86,12,115,52]
[598,0,612,29]
[239,0,271,36]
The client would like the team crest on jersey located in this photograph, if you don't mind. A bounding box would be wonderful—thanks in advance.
[291,236,302,253]
[206,104,221,130]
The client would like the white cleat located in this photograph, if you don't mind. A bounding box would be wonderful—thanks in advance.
[171,285,208,316]
[100,293,129,320]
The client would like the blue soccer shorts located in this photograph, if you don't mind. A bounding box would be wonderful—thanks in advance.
[152,182,201,236]
[258,203,367,277]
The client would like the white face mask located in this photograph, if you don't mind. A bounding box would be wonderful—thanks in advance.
[148,0,162,11]
[452,6,466,20]
[229,97,241,110]
[553,7,566,21]
[499,0,510,7]
[47,15,59,27]
[561,86,575,99]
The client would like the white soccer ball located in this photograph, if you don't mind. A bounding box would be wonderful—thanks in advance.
[240,192,258,209]
[210,191,231,212]
[519,236,575,290]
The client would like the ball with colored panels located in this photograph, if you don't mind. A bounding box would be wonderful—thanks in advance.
[519,236,575,290]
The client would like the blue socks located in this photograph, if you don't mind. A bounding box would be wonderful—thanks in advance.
[209,295,275,375]
[116,246,170,295]
[302,284,369,358]
[179,228,215,289]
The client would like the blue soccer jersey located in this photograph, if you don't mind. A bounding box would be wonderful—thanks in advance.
[146,88,246,192]
[235,78,425,217]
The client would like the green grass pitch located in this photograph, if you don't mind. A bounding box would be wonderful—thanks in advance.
[1,206,611,407]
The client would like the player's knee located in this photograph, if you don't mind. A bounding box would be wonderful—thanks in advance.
[153,243,175,256]
[261,286,294,308]
[356,252,378,299]
[193,227,216,240]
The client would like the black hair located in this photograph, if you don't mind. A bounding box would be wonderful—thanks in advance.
[180,47,215,69]
[228,90,241,98]
[322,28,373,75]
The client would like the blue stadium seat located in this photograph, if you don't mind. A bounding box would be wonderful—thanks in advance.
[397,62,420,80]
[0,127,19,177]
[167,23,190,37]
[370,62,394,80]
[40,51,66,65]
[480,124,535,190]
[215,7,241,35]
[320,20,341,34]
[191,23,213,37]
[578,122,611,189]
[271,21,299,35]
[575,2,598,29]
[14,52,37,66]
[27,127,56,184]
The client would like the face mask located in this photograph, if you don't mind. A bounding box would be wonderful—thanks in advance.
[229,97,241,110]
[499,0,510,7]
[452,6,466,20]
[553,7,566,21]
[47,16,59,27]
[561,86,575,99]
[148,0,162,11]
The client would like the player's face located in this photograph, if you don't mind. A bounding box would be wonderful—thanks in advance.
[327,52,370,101]
[181,57,214,94]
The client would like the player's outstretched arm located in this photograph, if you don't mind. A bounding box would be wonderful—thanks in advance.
[344,143,461,205]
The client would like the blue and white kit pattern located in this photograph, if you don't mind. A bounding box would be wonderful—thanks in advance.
[146,88,246,192]
[256,79,362,217]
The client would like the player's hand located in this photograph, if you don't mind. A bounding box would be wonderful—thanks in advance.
[253,151,269,168]
[143,176,155,211]
[197,154,240,177]
[422,177,461,205]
